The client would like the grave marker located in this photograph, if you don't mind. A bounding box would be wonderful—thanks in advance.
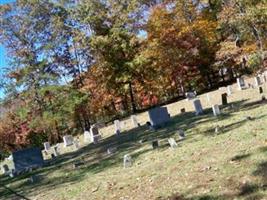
[206,93,211,103]
[148,107,170,128]
[227,86,232,96]
[114,120,121,135]
[43,142,51,151]
[152,140,159,149]
[185,91,196,101]
[255,76,261,87]
[259,87,263,94]
[177,129,185,140]
[63,135,74,147]
[212,104,221,116]
[237,78,246,90]
[123,154,132,168]
[131,115,140,127]
[221,93,228,105]
[168,138,178,148]
[84,130,91,143]
[2,164,9,175]
[90,125,101,143]
[193,99,203,115]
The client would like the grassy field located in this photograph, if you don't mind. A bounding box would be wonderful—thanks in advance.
[1,78,267,200]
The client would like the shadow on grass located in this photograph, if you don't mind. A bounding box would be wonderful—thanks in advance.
[1,98,267,199]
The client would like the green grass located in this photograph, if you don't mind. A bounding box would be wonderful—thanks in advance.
[1,79,267,200]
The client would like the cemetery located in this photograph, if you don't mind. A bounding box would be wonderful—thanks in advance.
[0,77,267,200]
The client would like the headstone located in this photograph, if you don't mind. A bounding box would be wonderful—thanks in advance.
[168,138,178,148]
[152,140,159,149]
[212,104,221,116]
[52,146,59,157]
[180,108,186,113]
[221,93,228,105]
[227,86,232,96]
[177,129,185,140]
[12,147,44,173]
[84,130,91,143]
[131,115,140,128]
[107,147,117,155]
[255,76,261,87]
[114,120,121,135]
[90,125,101,143]
[193,99,203,115]
[148,107,170,128]
[74,139,80,149]
[123,154,132,168]
[185,92,196,101]
[63,135,74,147]
[2,164,9,175]
[206,93,211,103]
[237,78,246,90]
[259,87,263,94]
[43,142,51,151]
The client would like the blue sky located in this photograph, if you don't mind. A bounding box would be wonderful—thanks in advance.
[0,0,14,98]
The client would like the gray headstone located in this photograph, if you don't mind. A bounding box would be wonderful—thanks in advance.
[237,78,246,90]
[185,92,196,101]
[90,125,101,143]
[177,129,185,140]
[212,104,221,116]
[12,147,44,173]
[255,76,261,87]
[168,138,178,148]
[148,107,170,128]
[107,147,117,155]
[193,99,203,115]
[43,142,51,151]
[123,154,132,168]
[114,120,121,134]
[63,135,74,147]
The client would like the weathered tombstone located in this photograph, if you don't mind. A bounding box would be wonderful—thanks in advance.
[212,104,221,116]
[185,91,196,101]
[206,93,211,103]
[221,93,228,105]
[237,77,246,90]
[193,99,203,115]
[227,86,232,96]
[148,107,170,128]
[259,87,263,94]
[74,139,80,149]
[168,138,178,148]
[2,164,9,175]
[123,154,132,168]
[43,142,51,151]
[52,146,59,157]
[131,115,140,128]
[12,147,44,173]
[90,125,101,143]
[152,140,159,149]
[63,135,74,147]
[255,76,261,87]
[114,120,121,135]
[180,108,186,113]
[107,147,117,155]
[83,130,91,143]
[177,129,185,140]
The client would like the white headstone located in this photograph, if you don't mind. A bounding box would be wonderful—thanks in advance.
[63,135,74,147]
[237,78,246,90]
[212,104,221,116]
[43,142,51,151]
[123,154,132,168]
[227,85,232,96]
[193,99,203,115]
[168,138,178,148]
[206,93,211,103]
[84,130,91,143]
[52,146,59,157]
[114,120,121,134]
[131,115,139,128]
[90,125,100,142]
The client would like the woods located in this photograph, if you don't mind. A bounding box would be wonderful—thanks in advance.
[0,0,266,154]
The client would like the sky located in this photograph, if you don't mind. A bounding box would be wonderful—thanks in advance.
[0,0,14,98]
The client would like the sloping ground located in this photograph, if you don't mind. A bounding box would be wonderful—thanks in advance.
[1,79,267,200]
